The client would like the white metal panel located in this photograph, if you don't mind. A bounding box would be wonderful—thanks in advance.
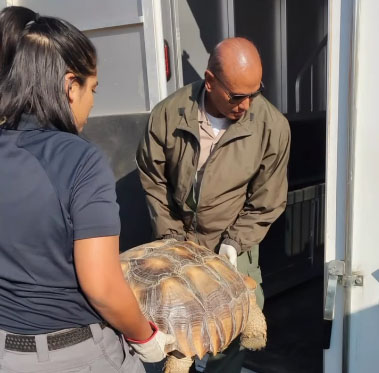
[177,0,210,81]
[85,26,149,116]
[348,0,379,370]
[10,0,141,30]
[9,0,167,115]
[324,0,352,371]
[141,0,167,109]
[161,0,184,93]
[326,0,379,371]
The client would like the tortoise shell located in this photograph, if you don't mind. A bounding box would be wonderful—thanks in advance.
[120,239,257,359]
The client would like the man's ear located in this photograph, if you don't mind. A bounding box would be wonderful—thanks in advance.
[64,72,80,103]
[204,70,214,93]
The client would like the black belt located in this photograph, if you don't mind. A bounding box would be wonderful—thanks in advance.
[4,323,107,352]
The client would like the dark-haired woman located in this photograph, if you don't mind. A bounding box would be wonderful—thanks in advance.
[0,12,174,373]
[0,6,36,72]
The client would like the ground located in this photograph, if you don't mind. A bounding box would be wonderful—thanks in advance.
[244,276,324,373]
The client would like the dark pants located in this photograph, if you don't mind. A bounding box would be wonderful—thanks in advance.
[204,246,264,373]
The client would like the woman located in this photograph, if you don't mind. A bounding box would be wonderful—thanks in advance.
[0,12,173,373]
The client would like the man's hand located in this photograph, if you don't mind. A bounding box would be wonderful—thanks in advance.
[219,243,237,267]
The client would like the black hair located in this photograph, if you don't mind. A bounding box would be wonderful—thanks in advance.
[0,6,36,73]
[0,14,97,134]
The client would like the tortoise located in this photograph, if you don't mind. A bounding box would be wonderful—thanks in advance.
[120,239,267,373]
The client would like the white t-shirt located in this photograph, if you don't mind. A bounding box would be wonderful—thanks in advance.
[206,112,231,136]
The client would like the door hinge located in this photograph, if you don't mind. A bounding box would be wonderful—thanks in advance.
[323,260,363,349]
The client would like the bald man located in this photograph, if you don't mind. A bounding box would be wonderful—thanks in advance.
[137,38,290,372]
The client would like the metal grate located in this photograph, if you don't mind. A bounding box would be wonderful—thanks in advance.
[285,183,325,258]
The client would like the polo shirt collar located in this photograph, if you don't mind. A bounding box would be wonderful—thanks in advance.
[16,114,58,131]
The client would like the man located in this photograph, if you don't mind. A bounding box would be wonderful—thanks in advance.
[137,37,290,372]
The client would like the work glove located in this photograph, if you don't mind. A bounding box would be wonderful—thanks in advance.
[219,243,237,267]
[126,321,176,363]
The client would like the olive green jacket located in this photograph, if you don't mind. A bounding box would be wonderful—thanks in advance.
[136,80,290,255]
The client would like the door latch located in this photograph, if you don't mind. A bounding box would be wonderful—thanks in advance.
[323,260,363,349]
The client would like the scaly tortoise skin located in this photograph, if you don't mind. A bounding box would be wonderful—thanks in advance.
[120,239,266,373]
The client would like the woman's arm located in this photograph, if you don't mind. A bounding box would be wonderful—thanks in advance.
[74,235,152,340]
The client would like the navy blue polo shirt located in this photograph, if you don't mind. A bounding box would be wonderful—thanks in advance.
[0,115,120,334]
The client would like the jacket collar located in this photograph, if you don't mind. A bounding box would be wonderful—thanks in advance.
[176,81,204,143]
[176,80,257,146]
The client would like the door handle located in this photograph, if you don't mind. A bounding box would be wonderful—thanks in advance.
[323,260,344,349]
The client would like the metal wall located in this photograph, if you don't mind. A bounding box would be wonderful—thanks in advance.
[287,0,328,115]
[235,0,327,116]
[82,114,152,252]
[262,183,325,297]
[177,0,234,85]
[11,0,167,115]
[325,0,379,370]
[235,0,286,112]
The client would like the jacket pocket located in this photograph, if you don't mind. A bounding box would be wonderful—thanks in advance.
[237,245,262,284]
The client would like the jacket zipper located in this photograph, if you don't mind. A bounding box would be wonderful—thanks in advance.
[180,135,200,236]
[180,121,238,238]
[192,145,200,238]
[193,142,218,238]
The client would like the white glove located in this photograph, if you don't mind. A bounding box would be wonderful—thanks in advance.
[126,322,176,363]
[219,243,237,267]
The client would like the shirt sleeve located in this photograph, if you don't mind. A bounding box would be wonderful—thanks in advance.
[70,147,120,240]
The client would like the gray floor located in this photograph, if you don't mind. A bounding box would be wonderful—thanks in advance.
[244,277,324,373]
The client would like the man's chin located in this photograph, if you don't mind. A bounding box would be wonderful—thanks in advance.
[230,112,245,120]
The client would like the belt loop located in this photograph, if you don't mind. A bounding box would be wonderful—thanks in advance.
[90,323,103,344]
[0,330,6,359]
[35,334,49,362]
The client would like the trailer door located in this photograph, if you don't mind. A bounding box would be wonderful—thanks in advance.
[325,0,379,371]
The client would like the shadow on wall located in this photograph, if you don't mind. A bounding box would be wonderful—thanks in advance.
[116,169,152,253]
[186,0,224,50]
[182,50,201,84]
[83,113,153,253]
[181,0,227,85]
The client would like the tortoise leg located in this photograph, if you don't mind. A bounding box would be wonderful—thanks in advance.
[164,355,193,373]
[240,293,267,350]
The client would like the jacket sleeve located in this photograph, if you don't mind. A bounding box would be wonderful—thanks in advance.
[136,106,186,241]
[222,117,291,254]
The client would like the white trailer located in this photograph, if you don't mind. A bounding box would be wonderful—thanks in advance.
[324,0,379,371]
[3,1,379,371]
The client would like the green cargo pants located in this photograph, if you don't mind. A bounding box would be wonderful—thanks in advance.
[204,245,264,373]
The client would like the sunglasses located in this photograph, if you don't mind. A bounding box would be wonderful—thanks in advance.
[212,72,264,104]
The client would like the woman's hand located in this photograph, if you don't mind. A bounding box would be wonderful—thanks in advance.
[126,321,176,362]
